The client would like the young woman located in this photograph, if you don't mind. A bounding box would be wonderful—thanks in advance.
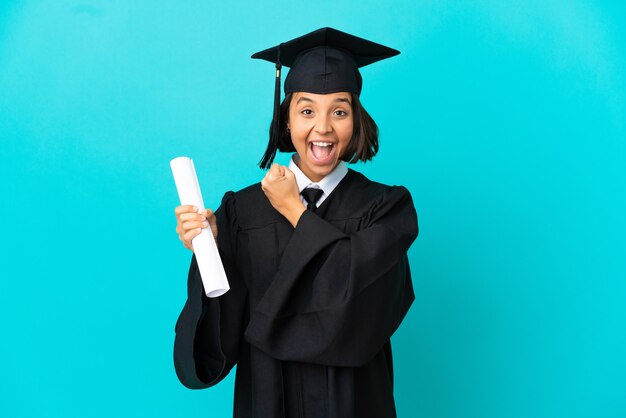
[173,27,418,418]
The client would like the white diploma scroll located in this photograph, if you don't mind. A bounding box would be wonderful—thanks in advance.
[170,156,230,298]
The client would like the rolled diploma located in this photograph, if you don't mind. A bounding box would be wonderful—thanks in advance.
[170,156,230,298]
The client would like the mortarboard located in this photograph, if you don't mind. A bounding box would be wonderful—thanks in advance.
[252,27,400,168]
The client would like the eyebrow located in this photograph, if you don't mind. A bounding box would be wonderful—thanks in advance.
[296,96,352,105]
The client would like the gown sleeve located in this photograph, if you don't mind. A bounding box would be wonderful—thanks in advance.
[173,192,248,389]
[244,185,418,367]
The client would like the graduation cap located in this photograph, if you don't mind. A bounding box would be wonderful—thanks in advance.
[252,27,400,169]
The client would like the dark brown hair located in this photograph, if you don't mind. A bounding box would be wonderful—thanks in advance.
[270,92,379,163]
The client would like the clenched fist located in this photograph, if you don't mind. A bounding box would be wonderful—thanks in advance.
[261,163,306,227]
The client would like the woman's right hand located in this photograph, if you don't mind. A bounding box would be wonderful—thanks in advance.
[174,205,218,252]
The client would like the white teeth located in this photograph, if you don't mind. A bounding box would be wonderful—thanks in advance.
[311,142,333,147]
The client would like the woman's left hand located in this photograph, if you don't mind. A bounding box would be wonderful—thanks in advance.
[261,163,306,227]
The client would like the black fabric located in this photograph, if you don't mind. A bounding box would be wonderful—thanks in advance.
[173,169,418,418]
[300,187,324,211]
[284,46,362,95]
[251,27,400,96]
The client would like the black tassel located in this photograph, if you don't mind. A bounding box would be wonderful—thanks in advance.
[259,44,283,169]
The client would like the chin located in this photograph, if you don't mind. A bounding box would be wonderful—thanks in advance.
[314,166,333,177]
[299,159,335,182]
[307,157,337,171]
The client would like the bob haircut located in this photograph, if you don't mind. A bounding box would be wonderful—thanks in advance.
[270,92,379,163]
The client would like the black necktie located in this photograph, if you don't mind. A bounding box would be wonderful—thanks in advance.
[301,188,324,211]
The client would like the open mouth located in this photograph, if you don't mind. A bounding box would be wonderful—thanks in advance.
[309,141,336,164]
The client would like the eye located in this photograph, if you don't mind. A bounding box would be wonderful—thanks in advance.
[301,109,313,116]
[334,110,349,117]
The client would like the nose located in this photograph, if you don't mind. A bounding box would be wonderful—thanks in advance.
[314,113,332,134]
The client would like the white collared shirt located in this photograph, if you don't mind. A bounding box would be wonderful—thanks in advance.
[288,154,348,207]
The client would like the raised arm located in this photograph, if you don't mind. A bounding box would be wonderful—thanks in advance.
[244,186,418,367]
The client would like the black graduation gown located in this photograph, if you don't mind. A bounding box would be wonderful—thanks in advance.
[174,169,418,418]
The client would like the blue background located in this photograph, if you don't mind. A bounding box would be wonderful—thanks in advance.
[1,1,625,417]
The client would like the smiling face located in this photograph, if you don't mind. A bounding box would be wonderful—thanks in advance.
[287,91,354,182]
